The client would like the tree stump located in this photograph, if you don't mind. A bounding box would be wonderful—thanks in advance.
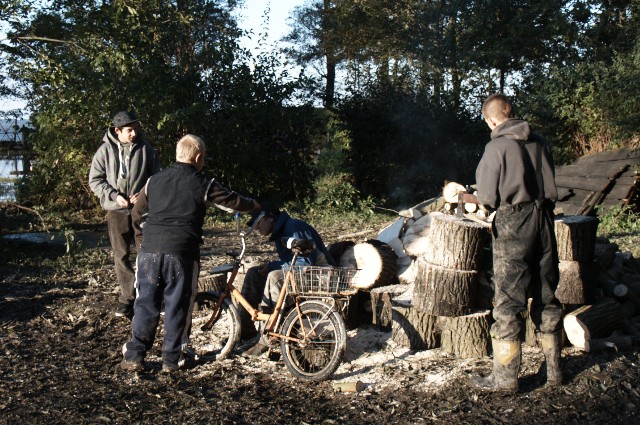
[440,309,491,358]
[412,215,488,317]
[391,298,439,350]
[423,214,489,271]
[369,284,410,331]
[413,261,478,316]
[563,297,624,351]
[555,260,598,305]
[554,216,599,262]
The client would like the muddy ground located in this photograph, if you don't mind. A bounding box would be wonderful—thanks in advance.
[1,224,640,424]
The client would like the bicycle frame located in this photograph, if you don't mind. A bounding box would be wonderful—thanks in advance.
[201,232,334,346]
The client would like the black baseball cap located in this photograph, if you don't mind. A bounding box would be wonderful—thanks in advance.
[112,111,140,128]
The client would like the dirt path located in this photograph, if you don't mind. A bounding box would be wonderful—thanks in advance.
[1,228,640,424]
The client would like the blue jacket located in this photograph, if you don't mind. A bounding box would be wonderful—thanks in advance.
[266,212,334,272]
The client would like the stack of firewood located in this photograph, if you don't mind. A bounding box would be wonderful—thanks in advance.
[562,235,640,352]
[366,181,640,358]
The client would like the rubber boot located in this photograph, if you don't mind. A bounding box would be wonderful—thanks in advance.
[471,338,521,393]
[538,332,563,386]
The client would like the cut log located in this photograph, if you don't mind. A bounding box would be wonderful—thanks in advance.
[423,214,490,271]
[554,215,599,262]
[197,273,226,292]
[340,240,399,289]
[413,259,478,317]
[391,298,439,350]
[464,202,478,213]
[332,381,365,392]
[555,260,597,305]
[440,309,492,358]
[563,297,624,351]
[442,181,467,203]
[369,283,415,333]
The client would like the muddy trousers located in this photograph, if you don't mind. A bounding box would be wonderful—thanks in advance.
[107,210,136,305]
[490,202,562,340]
[238,268,285,339]
[123,251,199,368]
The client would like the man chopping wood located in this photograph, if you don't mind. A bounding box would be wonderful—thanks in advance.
[470,94,563,392]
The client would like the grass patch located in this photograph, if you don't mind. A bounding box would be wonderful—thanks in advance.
[597,204,640,257]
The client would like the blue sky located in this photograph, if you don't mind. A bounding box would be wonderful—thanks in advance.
[236,0,302,53]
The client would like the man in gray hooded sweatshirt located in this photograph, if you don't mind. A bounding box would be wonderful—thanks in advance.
[89,111,160,318]
[471,94,563,392]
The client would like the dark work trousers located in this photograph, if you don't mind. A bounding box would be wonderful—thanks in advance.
[123,251,199,367]
[107,210,136,305]
[490,202,562,341]
[238,266,268,338]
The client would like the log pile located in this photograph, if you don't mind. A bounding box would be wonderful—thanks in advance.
[562,236,640,352]
[335,179,640,358]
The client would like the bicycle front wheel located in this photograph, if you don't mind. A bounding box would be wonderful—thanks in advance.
[280,300,347,381]
[185,292,240,362]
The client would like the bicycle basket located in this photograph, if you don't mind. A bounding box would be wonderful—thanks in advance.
[283,265,358,296]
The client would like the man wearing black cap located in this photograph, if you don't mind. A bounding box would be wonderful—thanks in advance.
[240,203,334,356]
[89,111,160,318]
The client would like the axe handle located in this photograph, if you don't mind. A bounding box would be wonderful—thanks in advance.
[459,193,479,204]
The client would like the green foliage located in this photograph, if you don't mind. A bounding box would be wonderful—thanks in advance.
[308,173,364,213]
[5,0,323,210]
[597,204,640,236]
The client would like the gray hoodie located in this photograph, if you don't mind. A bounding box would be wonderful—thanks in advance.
[475,119,558,210]
[88,128,160,211]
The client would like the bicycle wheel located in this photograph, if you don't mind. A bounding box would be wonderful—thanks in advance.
[280,300,347,381]
[185,292,240,362]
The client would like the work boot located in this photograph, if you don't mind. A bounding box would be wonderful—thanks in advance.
[471,338,521,393]
[538,332,563,386]
[242,341,271,357]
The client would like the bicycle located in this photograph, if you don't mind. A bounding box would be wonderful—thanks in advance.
[185,217,358,381]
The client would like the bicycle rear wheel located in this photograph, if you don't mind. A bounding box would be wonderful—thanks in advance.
[185,292,239,362]
[280,300,347,381]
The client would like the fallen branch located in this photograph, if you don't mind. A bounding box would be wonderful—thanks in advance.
[1,201,49,232]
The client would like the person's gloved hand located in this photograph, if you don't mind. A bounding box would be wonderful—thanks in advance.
[282,237,315,255]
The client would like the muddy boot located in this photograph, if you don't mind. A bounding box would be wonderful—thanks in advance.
[471,338,521,393]
[538,332,563,386]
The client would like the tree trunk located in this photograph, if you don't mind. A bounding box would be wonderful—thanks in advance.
[440,309,491,358]
[563,297,624,351]
[391,298,439,350]
[554,216,599,262]
[555,260,597,305]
